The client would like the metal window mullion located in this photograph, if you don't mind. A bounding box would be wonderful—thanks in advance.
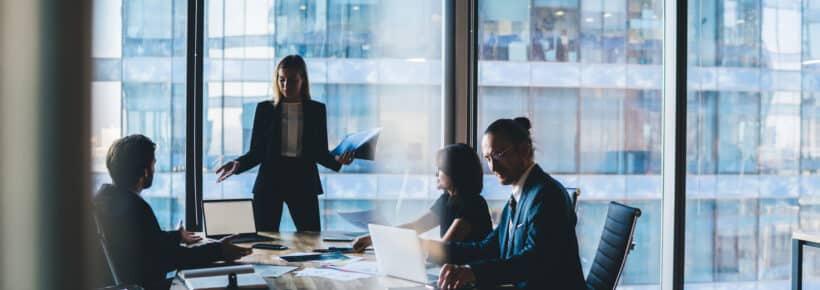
[662,0,687,289]
[186,0,205,231]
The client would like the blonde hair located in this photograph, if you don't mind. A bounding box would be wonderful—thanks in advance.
[272,55,311,105]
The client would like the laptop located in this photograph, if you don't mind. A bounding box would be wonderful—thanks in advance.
[368,224,441,285]
[202,199,275,244]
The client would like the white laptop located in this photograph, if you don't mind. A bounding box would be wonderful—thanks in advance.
[202,199,274,244]
[368,224,440,284]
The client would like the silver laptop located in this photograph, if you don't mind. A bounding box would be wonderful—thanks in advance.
[368,224,440,284]
[202,199,274,244]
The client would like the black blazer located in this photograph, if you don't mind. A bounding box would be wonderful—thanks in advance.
[93,184,223,290]
[443,164,586,290]
[234,100,342,195]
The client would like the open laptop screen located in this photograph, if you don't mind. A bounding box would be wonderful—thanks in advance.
[202,199,256,237]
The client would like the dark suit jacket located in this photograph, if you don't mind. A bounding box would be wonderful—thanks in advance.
[443,164,586,290]
[93,184,223,290]
[234,100,341,195]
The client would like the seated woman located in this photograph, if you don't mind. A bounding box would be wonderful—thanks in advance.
[352,143,493,252]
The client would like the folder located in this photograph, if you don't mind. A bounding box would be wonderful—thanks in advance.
[330,128,382,160]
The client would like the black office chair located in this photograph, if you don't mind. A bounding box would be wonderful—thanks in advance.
[585,202,641,290]
[566,187,581,212]
[93,212,144,290]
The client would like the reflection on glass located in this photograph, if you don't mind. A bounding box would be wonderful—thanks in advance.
[479,0,664,287]
[202,0,443,231]
[91,0,187,229]
[686,0,820,288]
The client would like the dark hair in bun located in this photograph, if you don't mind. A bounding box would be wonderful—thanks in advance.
[513,117,531,130]
[484,116,533,147]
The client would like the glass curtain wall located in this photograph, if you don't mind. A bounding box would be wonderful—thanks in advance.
[477,0,664,288]
[685,0,820,289]
[201,0,444,231]
[89,1,820,288]
[91,0,188,229]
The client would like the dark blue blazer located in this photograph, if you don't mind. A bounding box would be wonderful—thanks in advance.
[443,164,586,290]
[234,100,342,195]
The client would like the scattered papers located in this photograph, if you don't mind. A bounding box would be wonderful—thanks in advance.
[335,260,379,275]
[295,267,371,281]
[318,256,362,266]
[252,265,298,278]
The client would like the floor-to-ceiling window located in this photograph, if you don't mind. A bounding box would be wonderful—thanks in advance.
[91,0,188,228]
[685,0,820,289]
[88,0,820,288]
[201,0,444,231]
[477,0,664,289]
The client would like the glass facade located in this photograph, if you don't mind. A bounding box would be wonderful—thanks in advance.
[200,0,444,232]
[477,0,663,288]
[91,0,188,226]
[89,0,820,289]
[685,0,820,289]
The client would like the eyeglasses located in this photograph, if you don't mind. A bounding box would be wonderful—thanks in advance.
[484,145,513,162]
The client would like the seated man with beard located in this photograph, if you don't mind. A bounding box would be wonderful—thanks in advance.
[93,134,251,290]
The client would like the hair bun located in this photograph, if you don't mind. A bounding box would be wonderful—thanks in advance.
[513,117,531,131]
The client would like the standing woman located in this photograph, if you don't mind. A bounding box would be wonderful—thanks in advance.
[216,55,354,232]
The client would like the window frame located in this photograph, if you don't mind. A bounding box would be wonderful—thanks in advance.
[181,1,689,289]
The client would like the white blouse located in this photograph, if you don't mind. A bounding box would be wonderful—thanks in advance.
[281,102,303,157]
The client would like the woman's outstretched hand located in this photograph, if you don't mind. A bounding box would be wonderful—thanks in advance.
[335,151,355,165]
[216,160,239,182]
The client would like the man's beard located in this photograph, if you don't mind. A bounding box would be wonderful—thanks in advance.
[142,171,154,189]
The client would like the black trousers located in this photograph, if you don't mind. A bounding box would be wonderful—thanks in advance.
[252,192,320,232]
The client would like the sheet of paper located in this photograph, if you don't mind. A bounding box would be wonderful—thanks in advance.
[318,256,362,266]
[295,267,371,281]
[252,265,298,278]
[337,260,379,275]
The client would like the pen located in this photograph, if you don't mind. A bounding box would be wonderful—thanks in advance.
[177,219,184,230]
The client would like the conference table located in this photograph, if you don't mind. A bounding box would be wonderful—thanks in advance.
[170,231,432,290]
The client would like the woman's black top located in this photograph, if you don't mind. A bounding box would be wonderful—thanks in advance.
[429,192,493,242]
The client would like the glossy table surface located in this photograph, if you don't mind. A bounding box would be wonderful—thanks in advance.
[170,231,429,290]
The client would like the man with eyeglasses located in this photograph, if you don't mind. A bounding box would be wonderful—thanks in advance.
[428,117,585,290]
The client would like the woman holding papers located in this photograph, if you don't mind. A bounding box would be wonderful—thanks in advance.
[351,143,493,252]
[216,55,354,231]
